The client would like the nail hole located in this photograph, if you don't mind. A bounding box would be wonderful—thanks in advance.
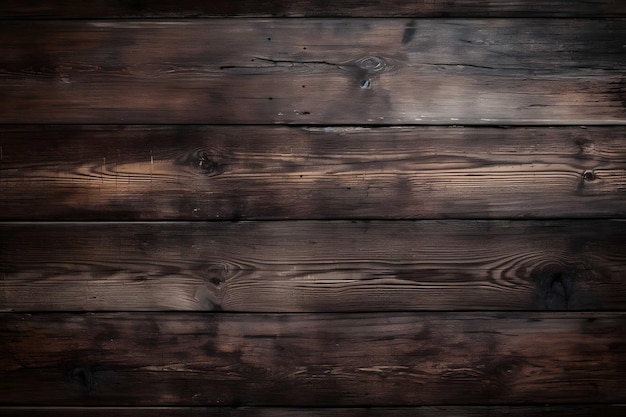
[267,37,272,41]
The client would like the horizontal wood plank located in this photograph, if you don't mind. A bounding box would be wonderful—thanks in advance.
[1,0,625,18]
[1,126,625,220]
[2,220,626,312]
[1,312,625,405]
[1,19,625,124]
[1,405,625,417]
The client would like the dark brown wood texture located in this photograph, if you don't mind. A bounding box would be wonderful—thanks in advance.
[1,0,625,18]
[1,19,625,124]
[2,1,625,415]
[2,221,625,312]
[2,406,625,417]
[1,126,625,220]
[1,313,625,406]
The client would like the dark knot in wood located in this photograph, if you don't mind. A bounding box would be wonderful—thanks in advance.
[531,265,577,310]
[582,170,596,181]
[206,262,238,286]
[198,151,221,175]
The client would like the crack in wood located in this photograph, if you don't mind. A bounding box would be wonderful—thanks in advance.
[220,56,392,74]
[220,56,343,71]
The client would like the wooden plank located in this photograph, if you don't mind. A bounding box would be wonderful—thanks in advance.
[1,126,625,220]
[1,312,625,405]
[2,220,626,312]
[1,0,625,18]
[1,19,624,124]
[1,405,625,417]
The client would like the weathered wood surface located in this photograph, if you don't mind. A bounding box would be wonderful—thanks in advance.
[1,405,624,417]
[1,0,625,18]
[1,126,625,220]
[1,312,625,405]
[1,0,624,415]
[1,20,625,125]
[2,221,626,312]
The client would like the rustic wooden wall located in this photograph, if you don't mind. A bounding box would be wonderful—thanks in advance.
[1,1,625,416]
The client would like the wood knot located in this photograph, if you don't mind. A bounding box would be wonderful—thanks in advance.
[354,56,388,74]
[197,151,223,175]
[492,359,522,377]
[530,265,577,310]
[206,262,239,286]
[582,170,596,181]
[481,358,524,396]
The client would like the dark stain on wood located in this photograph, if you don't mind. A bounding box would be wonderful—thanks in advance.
[610,77,626,112]
[530,262,606,311]
[401,20,416,44]
[68,366,99,395]
[66,364,120,397]
[543,271,574,310]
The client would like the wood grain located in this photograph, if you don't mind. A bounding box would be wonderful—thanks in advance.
[1,405,624,417]
[1,0,624,414]
[2,220,625,312]
[1,126,625,220]
[1,19,625,124]
[1,0,625,18]
[1,312,625,406]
